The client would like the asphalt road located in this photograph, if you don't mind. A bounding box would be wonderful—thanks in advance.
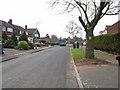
[2,46,77,88]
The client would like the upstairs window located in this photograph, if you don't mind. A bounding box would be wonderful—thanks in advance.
[2,26,6,31]
[7,27,13,32]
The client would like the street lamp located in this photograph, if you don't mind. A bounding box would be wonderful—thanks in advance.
[35,22,41,38]
[36,22,41,29]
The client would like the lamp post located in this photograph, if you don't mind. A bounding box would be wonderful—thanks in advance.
[36,22,41,29]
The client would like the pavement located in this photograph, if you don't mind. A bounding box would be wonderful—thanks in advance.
[74,47,119,89]
[94,50,118,65]
[0,46,52,63]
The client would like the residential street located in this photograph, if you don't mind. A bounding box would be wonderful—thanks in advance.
[2,46,77,88]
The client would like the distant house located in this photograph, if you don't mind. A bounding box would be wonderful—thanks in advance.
[40,37,50,43]
[100,20,120,35]
[25,25,40,43]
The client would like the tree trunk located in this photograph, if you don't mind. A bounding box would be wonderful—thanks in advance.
[85,29,94,59]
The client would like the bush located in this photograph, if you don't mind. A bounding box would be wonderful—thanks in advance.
[17,41,29,50]
[27,41,34,49]
[36,44,41,47]
[2,32,8,40]
[40,40,46,44]
[11,33,18,46]
[4,39,15,48]
[94,32,120,54]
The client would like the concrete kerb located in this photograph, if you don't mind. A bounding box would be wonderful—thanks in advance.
[70,48,84,89]
[1,46,52,63]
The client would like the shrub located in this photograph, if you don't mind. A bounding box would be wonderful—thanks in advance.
[4,39,15,48]
[36,44,41,47]
[11,33,18,46]
[94,32,120,54]
[2,32,8,40]
[17,41,29,50]
[27,41,34,49]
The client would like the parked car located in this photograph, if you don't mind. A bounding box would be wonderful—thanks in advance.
[59,42,66,46]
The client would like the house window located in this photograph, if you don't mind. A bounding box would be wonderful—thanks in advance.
[20,31,22,34]
[7,27,13,32]
[34,34,38,37]
[26,32,28,35]
[2,26,6,31]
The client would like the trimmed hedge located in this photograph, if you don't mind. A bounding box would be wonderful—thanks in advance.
[94,32,120,54]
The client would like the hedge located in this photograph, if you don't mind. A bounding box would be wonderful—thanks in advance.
[94,32,120,54]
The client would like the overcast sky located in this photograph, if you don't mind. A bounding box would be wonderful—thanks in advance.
[0,0,118,39]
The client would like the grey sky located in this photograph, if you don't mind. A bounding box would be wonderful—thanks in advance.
[0,0,118,38]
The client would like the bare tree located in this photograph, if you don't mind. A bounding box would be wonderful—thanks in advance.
[50,35,58,42]
[50,0,120,59]
[65,20,82,38]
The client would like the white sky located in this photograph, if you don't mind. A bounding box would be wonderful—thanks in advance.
[0,0,118,39]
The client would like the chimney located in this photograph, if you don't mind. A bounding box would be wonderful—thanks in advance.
[8,19,12,24]
[25,25,27,29]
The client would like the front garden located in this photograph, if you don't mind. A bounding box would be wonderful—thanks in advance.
[2,32,37,50]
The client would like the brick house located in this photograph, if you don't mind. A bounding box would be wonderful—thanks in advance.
[106,20,120,34]
[0,20,14,37]
[100,20,120,34]
[0,19,40,43]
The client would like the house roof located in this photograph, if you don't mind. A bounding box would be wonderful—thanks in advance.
[25,28,40,38]
[0,20,14,28]
[13,25,25,32]
[25,28,37,34]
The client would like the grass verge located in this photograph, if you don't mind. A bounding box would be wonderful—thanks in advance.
[71,48,85,61]
[71,48,102,61]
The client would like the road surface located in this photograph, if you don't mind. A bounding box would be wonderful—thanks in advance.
[2,46,77,88]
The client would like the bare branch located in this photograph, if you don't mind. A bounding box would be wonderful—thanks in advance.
[78,16,86,30]
[74,0,91,26]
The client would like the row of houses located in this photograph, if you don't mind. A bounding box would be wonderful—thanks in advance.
[99,20,120,35]
[0,19,40,43]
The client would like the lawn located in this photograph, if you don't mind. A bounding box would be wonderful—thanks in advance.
[71,48,85,61]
